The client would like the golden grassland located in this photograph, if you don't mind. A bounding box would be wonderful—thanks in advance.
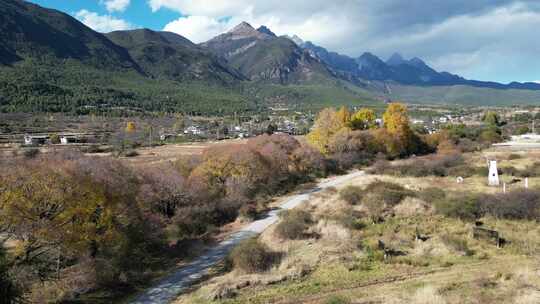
[174,149,540,304]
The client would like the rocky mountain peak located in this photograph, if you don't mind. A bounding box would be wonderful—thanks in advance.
[229,22,256,34]
[290,35,304,46]
[387,52,406,66]
[257,25,276,37]
[409,57,427,67]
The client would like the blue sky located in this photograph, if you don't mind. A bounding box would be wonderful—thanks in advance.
[28,0,178,30]
[26,0,540,84]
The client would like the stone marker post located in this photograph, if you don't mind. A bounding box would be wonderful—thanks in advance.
[488,160,500,186]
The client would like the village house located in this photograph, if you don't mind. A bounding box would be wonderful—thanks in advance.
[24,135,48,146]
[184,126,204,136]
[60,135,77,144]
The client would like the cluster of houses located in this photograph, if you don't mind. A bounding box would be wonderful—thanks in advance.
[160,115,311,142]
[23,133,94,146]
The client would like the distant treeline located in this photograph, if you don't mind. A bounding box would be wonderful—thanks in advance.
[0,60,256,115]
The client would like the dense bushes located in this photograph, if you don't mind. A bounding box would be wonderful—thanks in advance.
[434,193,481,221]
[479,190,540,220]
[358,181,412,221]
[339,185,363,205]
[427,189,540,221]
[363,181,412,207]
[0,133,330,301]
[275,210,313,240]
[0,246,20,303]
[230,239,277,273]
[370,154,464,177]
[440,234,473,256]
[0,152,165,300]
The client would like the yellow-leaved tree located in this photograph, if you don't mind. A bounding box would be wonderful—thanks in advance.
[125,121,136,133]
[383,103,410,136]
[336,106,351,126]
[307,108,350,154]
[379,103,415,157]
[350,108,376,130]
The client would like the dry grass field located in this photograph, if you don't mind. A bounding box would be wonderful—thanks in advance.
[0,138,249,167]
[122,139,248,167]
[173,148,540,304]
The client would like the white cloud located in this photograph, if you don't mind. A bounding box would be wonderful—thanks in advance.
[75,10,133,33]
[163,16,230,43]
[534,80,540,84]
[158,1,357,47]
[148,0,250,16]
[102,0,131,13]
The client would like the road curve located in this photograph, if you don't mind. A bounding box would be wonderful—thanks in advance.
[131,170,365,304]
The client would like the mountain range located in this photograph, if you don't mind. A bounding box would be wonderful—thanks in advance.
[1,0,540,115]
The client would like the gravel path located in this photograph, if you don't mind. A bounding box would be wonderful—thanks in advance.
[131,171,365,304]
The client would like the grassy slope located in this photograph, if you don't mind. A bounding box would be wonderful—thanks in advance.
[248,81,381,111]
[176,150,540,304]
[388,84,540,105]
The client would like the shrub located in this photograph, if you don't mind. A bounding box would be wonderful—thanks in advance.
[508,153,522,160]
[370,154,463,177]
[0,247,20,303]
[417,187,446,203]
[22,148,40,159]
[368,159,392,174]
[275,210,312,240]
[49,133,60,144]
[479,190,540,220]
[500,166,520,176]
[230,239,276,273]
[339,186,363,205]
[80,145,106,154]
[456,138,482,153]
[334,212,366,230]
[363,181,412,207]
[519,162,540,178]
[325,295,351,304]
[434,193,480,221]
[360,181,413,221]
[239,204,259,221]
[440,234,473,256]
[123,150,139,157]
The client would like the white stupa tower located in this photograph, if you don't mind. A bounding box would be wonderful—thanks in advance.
[488,160,500,186]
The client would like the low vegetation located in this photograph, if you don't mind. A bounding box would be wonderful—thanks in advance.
[229,239,278,274]
[275,210,313,240]
[175,146,540,304]
[339,186,363,205]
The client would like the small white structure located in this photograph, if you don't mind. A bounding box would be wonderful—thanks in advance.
[60,136,78,144]
[159,134,175,141]
[24,135,48,146]
[184,126,203,136]
[488,160,500,186]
